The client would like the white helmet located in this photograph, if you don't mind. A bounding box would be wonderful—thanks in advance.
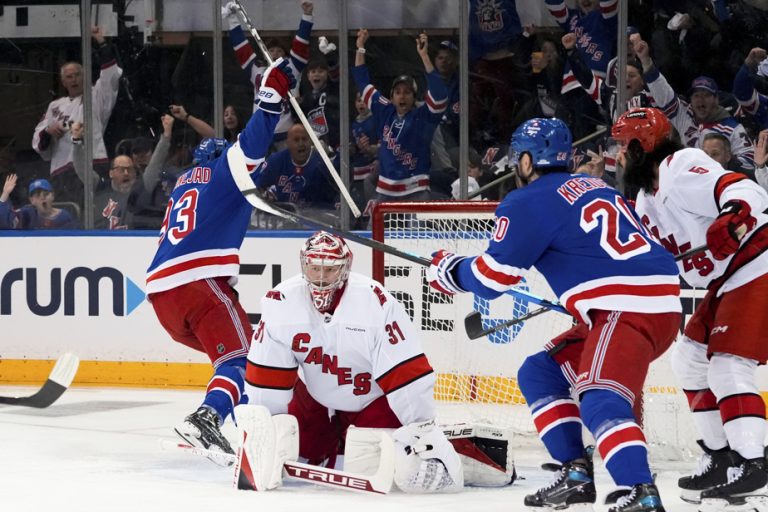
[300,231,353,313]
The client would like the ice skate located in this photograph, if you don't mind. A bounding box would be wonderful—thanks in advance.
[680,441,740,504]
[607,483,665,512]
[699,457,768,512]
[524,461,596,510]
[174,406,234,466]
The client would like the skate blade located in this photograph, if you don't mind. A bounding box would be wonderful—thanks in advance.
[699,495,768,512]
[681,488,703,504]
[173,426,233,467]
[528,503,594,511]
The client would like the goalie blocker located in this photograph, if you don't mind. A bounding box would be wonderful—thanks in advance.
[234,405,515,493]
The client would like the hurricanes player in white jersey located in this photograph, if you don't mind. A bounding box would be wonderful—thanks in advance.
[612,107,768,510]
[240,232,465,493]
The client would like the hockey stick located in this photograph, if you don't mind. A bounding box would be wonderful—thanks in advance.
[230,0,361,218]
[159,439,394,494]
[228,143,566,313]
[0,352,79,408]
[463,244,710,340]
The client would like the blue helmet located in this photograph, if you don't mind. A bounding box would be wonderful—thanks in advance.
[508,118,572,169]
[193,138,230,165]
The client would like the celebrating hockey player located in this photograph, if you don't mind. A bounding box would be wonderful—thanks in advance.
[145,58,297,464]
[240,231,472,493]
[428,118,682,511]
[612,107,768,509]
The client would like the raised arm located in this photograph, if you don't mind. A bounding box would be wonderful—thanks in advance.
[416,33,433,74]
[142,114,174,191]
[169,105,215,139]
[354,28,368,67]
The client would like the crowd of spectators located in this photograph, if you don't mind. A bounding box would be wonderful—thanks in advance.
[3,0,768,231]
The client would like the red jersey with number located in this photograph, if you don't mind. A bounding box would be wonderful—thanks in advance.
[243,272,436,426]
[635,147,768,294]
[145,109,278,294]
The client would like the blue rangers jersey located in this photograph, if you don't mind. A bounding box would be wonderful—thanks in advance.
[351,65,447,197]
[545,0,617,93]
[254,147,337,207]
[145,109,278,294]
[453,172,681,324]
[469,0,522,61]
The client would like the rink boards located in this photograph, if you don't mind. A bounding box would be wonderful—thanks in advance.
[2,231,768,404]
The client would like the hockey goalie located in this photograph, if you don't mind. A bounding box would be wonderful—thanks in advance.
[234,231,515,493]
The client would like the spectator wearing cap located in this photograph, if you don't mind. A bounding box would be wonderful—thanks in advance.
[222,1,313,151]
[631,35,755,170]
[71,122,138,229]
[352,29,447,202]
[0,175,79,229]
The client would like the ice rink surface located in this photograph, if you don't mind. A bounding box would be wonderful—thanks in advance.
[0,386,703,512]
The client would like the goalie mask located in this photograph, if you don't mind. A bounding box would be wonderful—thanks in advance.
[300,231,353,313]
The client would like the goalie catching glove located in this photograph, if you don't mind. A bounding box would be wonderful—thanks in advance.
[706,199,756,260]
[255,58,297,115]
[427,250,467,295]
[392,420,464,493]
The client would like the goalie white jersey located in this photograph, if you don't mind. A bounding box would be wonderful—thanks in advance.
[244,272,436,425]
[635,147,768,292]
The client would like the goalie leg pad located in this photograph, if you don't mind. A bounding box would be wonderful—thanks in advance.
[449,424,516,487]
[233,405,298,491]
[344,426,396,476]
[392,420,464,493]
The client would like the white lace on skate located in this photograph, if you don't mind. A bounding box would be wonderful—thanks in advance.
[692,453,714,477]
[725,465,744,485]
[613,486,637,510]
[540,465,568,492]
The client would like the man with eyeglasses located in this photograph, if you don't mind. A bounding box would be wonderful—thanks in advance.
[72,120,137,229]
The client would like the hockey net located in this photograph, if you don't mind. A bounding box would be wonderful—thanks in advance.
[372,201,699,460]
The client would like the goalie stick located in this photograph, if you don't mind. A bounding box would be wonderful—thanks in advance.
[226,146,561,312]
[463,244,709,340]
[159,439,394,494]
[0,352,79,408]
[229,0,361,218]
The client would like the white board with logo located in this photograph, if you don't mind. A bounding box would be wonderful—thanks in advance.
[0,232,373,361]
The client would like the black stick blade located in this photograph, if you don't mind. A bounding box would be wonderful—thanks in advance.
[464,311,487,340]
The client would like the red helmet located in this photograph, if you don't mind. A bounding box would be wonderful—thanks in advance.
[300,231,353,313]
[611,107,672,152]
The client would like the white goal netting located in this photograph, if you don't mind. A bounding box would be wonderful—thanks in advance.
[372,201,700,460]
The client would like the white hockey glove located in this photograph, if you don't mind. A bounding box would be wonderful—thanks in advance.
[233,405,299,491]
[221,1,241,30]
[427,250,467,296]
[318,36,337,55]
[392,420,464,493]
